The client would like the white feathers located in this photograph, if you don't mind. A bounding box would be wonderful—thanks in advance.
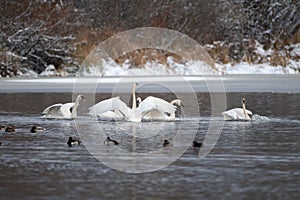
[42,94,84,119]
[222,98,252,121]
[222,108,253,120]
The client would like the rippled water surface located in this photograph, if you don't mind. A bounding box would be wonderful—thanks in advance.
[0,92,299,199]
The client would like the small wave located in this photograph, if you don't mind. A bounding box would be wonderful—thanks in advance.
[251,114,270,122]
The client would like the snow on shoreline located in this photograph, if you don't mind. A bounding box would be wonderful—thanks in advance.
[216,62,299,75]
[79,59,299,76]
[15,41,300,77]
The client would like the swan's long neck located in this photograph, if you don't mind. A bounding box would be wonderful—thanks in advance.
[168,100,179,120]
[71,96,81,118]
[242,100,250,120]
[132,83,137,110]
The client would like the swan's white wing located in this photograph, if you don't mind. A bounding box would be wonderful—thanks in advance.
[246,109,253,115]
[136,96,176,116]
[60,102,75,118]
[222,109,238,120]
[89,97,130,117]
[42,103,64,117]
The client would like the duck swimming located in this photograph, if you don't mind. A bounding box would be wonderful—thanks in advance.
[104,137,119,145]
[163,139,173,147]
[67,137,81,147]
[0,125,6,131]
[5,125,15,132]
[31,126,45,133]
[192,140,202,147]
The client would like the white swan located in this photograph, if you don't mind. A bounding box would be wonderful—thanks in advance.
[142,99,183,121]
[88,83,177,122]
[90,96,143,121]
[222,98,252,121]
[42,94,85,119]
[88,96,131,120]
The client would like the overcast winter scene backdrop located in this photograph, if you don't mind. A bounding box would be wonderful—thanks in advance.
[1,0,299,77]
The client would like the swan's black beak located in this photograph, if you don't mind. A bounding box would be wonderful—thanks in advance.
[180,102,184,108]
[242,98,246,104]
[81,95,86,101]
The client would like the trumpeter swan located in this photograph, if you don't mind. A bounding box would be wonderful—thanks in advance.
[142,99,183,121]
[88,96,131,120]
[89,96,143,121]
[88,83,176,122]
[222,98,252,121]
[42,94,85,119]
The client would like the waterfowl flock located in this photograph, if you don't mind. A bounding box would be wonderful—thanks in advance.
[1,82,269,150]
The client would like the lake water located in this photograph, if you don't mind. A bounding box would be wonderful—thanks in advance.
[0,77,299,199]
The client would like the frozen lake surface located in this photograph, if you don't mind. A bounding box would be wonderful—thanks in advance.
[0,75,299,199]
[1,75,300,93]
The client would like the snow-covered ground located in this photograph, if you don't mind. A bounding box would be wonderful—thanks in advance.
[79,58,299,76]
[18,42,300,77]
[215,62,299,75]
[78,41,300,76]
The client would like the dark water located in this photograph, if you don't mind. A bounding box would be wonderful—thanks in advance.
[0,92,299,199]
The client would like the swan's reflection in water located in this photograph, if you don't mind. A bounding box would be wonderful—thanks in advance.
[76,119,198,173]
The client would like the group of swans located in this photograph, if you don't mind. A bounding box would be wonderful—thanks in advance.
[88,83,183,122]
[41,84,265,122]
[41,83,183,122]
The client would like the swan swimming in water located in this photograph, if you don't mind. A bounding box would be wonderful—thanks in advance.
[222,98,252,121]
[88,96,131,120]
[142,99,183,121]
[42,94,85,119]
[89,83,177,122]
[95,97,143,121]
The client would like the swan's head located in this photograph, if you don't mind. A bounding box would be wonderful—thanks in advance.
[132,82,139,90]
[136,97,142,106]
[241,98,246,104]
[172,99,184,107]
[76,94,86,101]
